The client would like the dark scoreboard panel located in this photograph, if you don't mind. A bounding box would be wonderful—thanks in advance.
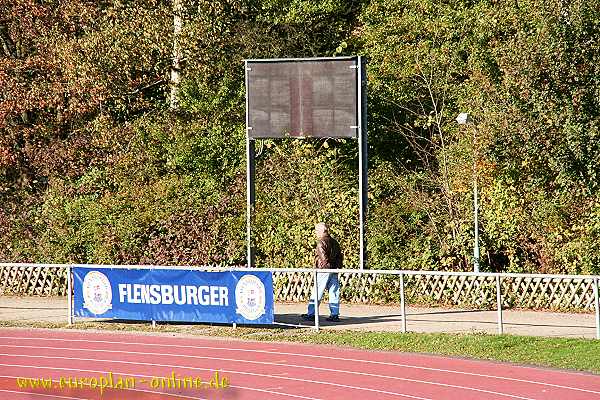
[246,58,360,138]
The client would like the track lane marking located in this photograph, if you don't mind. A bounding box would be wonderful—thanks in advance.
[0,389,88,400]
[0,334,597,395]
[0,375,205,400]
[0,375,320,400]
[0,360,433,400]
[0,344,558,399]
[0,353,535,400]
[0,368,325,400]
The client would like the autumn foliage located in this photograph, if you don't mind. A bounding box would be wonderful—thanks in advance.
[1,0,600,274]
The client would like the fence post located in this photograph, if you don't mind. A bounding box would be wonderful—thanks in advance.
[496,274,503,335]
[151,264,156,328]
[67,265,73,325]
[594,277,600,340]
[313,269,319,331]
[400,273,406,333]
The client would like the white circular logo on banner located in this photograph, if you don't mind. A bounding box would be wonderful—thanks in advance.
[82,271,112,315]
[235,274,266,321]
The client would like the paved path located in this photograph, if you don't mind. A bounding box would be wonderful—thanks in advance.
[277,303,597,339]
[0,296,597,339]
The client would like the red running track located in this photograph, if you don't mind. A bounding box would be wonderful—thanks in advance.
[0,328,599,400]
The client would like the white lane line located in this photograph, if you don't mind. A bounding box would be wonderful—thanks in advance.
[0,375,321,400]
[230,385,320,400]
[0,353,533,400]
[0,344,547,400]
[0,375,206,400]
[0,335,597,396]
[0,368,323,400]
[0,359,432,400]
[0,368,328,400]
[0,389,87,400]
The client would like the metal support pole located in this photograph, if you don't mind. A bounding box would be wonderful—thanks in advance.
[496,275,503,335]
[400,273,406,333]
[67,265,72,325]
[152,320,156,328]
[233,323,237,329]
[594,277,600,340]
[473,179,480,273]
[313,269,320,331]
[472,125,480,273]
[245,60,255,269]
[246,138,256,268]
[357,56,368,270]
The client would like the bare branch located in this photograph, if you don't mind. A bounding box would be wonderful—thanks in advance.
[127,79,166,96]
[0,23,17,58]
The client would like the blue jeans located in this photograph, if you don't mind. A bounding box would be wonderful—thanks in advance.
[307,272,340,317]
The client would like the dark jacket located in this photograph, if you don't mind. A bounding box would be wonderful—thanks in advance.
[315,234,343,269]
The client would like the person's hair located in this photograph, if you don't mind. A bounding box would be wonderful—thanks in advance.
[315,222,329,235]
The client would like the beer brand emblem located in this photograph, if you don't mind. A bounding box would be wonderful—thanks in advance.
[82,271,112,315]
[235,275,266,321]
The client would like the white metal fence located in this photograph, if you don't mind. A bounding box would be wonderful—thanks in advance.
[1,263,599,338]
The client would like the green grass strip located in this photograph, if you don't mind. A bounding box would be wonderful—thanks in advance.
[1,320,598,374]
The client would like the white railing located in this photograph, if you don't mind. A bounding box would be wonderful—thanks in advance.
[1,263,599,338]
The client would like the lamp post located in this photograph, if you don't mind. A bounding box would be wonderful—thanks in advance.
[456,112,480,273]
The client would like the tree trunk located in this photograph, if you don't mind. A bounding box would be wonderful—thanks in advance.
[0,23,17,57]
[0,24,27,123]
[170,0,183,110]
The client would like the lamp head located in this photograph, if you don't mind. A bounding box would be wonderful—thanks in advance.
[456,112,471,125]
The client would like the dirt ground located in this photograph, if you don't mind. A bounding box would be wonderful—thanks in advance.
[0,296,596,339]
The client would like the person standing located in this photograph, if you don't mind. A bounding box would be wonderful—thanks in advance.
[302,222,343,322]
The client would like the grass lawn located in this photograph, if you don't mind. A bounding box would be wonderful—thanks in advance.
[1,319,599,374]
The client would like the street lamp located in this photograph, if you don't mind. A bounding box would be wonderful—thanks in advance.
[456,112,480,273]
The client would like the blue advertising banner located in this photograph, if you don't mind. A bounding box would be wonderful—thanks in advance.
[73,268,274,325]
